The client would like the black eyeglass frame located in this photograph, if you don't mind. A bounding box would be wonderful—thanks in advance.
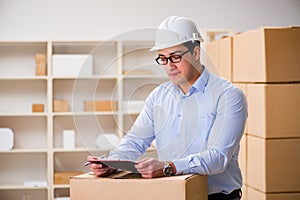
[155,49,190,65]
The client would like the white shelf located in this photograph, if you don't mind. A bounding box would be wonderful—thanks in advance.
[52,75,118,80]
[0,40,167,200]
[122,74,167,79]
[0,149,48,153]
[53,184,70,189]
[0,185,48,190]
[52,111,118,116]
[0,113,47,116]
[53,148,109,153]
[0,76,48,80]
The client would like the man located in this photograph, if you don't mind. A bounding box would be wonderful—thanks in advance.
[88,16,247,200]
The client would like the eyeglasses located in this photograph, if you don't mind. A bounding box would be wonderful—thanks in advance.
[155,49,190,65]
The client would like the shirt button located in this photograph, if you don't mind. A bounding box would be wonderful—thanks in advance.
[177,114,181,117]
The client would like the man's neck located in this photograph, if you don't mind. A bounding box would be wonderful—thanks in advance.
[179,65,203,94]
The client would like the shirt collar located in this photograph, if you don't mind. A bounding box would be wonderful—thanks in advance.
[171,65,210,97]
[190,65,210,94]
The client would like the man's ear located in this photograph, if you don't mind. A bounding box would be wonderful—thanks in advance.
[193,46,201,62]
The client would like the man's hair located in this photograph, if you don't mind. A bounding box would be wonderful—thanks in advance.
[182,40,200,54]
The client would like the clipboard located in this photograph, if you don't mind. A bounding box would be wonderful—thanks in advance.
[85,160,139,173]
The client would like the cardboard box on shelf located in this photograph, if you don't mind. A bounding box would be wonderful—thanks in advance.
[70,172,208,200]
[53,100,69,112]
[32,104,44,112]
[247,83,300,138]
[54,171,83,185]
[206,37,232,81]
[247,186,300,200]
[84,100,118,112]
[247,136,300,193]
[35,53,47,76]
[232,27,300,83]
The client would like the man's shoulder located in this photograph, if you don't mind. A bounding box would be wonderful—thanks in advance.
[146,81,177,102]
[152,81,175,93]
[207,73,243,95]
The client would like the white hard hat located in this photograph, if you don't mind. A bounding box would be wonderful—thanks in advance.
[150,16,204,51]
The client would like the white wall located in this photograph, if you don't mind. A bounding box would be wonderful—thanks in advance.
[0,0,299,41]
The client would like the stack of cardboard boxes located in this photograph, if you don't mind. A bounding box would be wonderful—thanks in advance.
[206,27,300,200]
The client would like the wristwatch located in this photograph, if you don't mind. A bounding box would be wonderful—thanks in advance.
[162,161,173,176]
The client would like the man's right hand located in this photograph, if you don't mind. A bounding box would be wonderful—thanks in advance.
[87,156,115,177]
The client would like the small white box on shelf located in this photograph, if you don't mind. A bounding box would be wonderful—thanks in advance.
[63,130,75,149]
[0,128,14,150]
[24,180,47,187]
[52,54,93,76]
[123,101,145,112]
[54,198,70,200]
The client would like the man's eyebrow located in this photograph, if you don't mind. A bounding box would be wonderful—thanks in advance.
[158,50,184,56]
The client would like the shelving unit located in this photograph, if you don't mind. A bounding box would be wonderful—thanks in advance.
[0,40,167,200]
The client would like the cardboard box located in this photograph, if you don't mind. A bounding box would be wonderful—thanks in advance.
[206,40,218,71]
[52,54,93,76]
[70,172,208,200]
[247,136,300,193]
[206,37,232,81]
[84,100,118,112]
[247,186,300,200]
[53,100,69,112]
[35,53,47,76]
[247,83,300,138]
[239,134,247,185]
[233,83,248,133]
[54,172,83,185]
[241,185,247,200]
[32,104,44,112]
[233,27,300,83]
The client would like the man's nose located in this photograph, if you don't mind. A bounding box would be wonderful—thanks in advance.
[165,60,177,70]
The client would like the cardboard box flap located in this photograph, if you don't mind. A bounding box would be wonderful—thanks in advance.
[71,172,199,181]
[256,26,300,30]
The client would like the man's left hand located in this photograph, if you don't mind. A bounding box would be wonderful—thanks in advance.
[135,157,164,178]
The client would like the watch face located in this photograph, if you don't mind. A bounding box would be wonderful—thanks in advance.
[163,162,172,176]
[165,167,172,175]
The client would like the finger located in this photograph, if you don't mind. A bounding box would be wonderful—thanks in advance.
[135,157,152,169]
[87,155,93,161]
[141,168,163,178]
[91,163,111,170]
[87,155,99,161]
[93,169,109,176]
[93,168,114,177]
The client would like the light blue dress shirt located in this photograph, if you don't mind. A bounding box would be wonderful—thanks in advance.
[110,67,248,195]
